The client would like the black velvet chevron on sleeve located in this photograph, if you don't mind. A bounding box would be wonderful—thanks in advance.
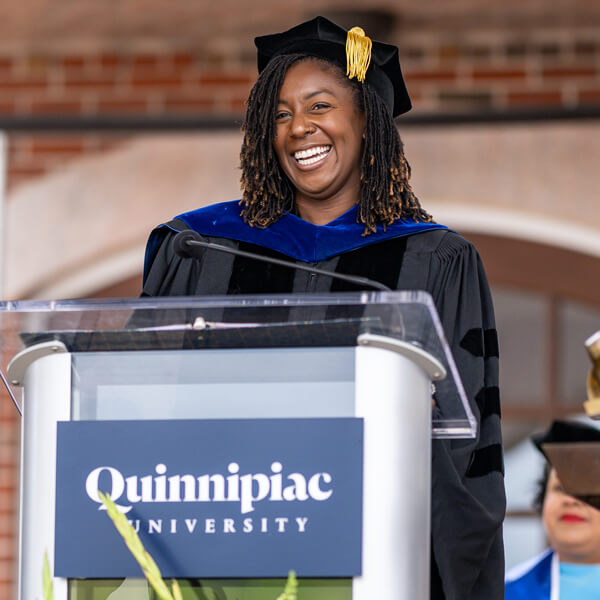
[459,328,499,358]
[466,443,504,478]
[475,386,501,420]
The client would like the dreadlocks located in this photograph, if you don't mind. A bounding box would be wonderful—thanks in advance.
[240,54,432,234]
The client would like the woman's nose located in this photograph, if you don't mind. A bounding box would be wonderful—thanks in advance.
[290,113,315,138]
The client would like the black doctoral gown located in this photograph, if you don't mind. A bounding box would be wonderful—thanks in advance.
[142,200,506,600]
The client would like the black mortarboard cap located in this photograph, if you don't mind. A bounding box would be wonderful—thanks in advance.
[532,420,600,454]
[255,16,411,117]
[532,420,600,506]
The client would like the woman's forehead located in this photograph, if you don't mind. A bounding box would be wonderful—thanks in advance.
[278,59,359,102]
[283,58,343,83]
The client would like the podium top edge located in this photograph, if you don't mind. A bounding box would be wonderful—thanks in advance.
[0,291,436,313]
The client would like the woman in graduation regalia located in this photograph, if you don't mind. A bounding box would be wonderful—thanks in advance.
[142,16,505,600]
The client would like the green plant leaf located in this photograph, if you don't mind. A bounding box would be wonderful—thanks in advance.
[42,551,53,600]
[172,579,184,600]
[276,570,298,600]
[98,492,299,600]
[99,491,174,600]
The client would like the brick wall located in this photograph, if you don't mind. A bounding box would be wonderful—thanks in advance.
[395,29,600,111]
[2,51,254,190]
[2,30,599,191]
[0,384,18,599]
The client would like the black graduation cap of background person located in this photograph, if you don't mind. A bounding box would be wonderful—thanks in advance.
[532,420,600,453]
[532,420,600,506]
[254,16,411,118]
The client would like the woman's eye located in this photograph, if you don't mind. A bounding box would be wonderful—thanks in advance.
[275,111,290,120]
[312,102,330,110]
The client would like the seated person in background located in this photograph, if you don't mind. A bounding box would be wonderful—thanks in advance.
[505,420,600,600]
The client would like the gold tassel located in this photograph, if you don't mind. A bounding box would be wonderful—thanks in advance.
[346,27,372,83]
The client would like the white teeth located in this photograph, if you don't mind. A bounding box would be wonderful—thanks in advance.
[294,145,331,165]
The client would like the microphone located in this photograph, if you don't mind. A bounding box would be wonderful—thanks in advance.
[172,229,391,292]
[172,229,202,258]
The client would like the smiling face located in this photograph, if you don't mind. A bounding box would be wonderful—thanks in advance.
[542,469,600,563]
[272,59,365,225]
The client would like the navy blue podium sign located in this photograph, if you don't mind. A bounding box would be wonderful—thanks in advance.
[55,418,363,578]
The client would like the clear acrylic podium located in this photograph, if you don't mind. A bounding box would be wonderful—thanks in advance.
[0,292,475,600]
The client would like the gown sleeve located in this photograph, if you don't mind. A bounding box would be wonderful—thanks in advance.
[426,232,505,600]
